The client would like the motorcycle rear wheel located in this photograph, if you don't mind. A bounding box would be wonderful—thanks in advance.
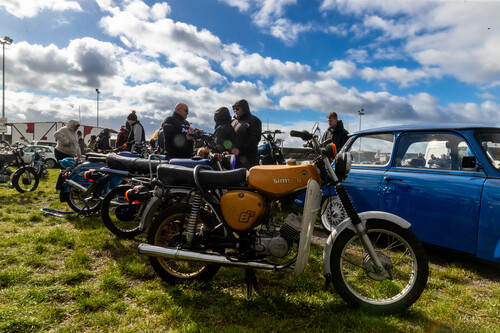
[12,167,39,193]
[329,220,428,314]
[147,205,220,284]
[101,185,143,238]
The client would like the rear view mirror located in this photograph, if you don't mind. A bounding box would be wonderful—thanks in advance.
[462,156,478,169]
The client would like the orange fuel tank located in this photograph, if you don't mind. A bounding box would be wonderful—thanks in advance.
[220,190,266,232]
[247,163,321,198]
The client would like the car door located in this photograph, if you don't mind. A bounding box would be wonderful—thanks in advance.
[342,132,395,212]
[380,131,486,255]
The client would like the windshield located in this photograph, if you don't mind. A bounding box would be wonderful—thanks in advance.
[476,130,500,169]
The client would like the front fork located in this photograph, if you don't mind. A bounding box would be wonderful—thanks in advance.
[334,183,390,278]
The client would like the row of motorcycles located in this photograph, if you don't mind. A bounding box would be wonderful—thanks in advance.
[55,124,429,314]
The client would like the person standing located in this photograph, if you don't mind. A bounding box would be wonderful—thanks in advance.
[126,110,145,150]
[213,107,236,153]
[163,103,194,159]
[53,120,82,164]
[321,111,349,150]
[231,99,262,169]
[95,128,111,152]
[115,125,129,148]
[77,130,86,155]
[87,135,97,152]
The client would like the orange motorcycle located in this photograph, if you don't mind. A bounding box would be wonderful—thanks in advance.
[138,123,429,314]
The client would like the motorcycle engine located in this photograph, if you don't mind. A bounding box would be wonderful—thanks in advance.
[252,213,302,258]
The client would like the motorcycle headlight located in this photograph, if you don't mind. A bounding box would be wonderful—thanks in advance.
[334,152,352,180]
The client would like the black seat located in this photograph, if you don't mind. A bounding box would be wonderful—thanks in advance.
[157,164,247,187]
[0,153,16,168]
[106,153,164,175]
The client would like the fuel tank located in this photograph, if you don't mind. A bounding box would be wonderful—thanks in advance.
[248,163,321,198]
[221,190,266,232]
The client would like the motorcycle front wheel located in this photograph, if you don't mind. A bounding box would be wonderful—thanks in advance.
[147,205,220,284]
[67,187,101,213]
[329,220,428,314]
[101,185,144,238]
[12,167,39,193]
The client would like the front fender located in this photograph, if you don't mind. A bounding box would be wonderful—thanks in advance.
[322,211,411,277]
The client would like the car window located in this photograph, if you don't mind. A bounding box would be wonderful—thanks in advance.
[346,133,394,166]
[476,130,500,169]
[395,132,475,171]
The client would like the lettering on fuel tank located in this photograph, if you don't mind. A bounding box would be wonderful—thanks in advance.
[239,210,256,223]
[273,178,290,184]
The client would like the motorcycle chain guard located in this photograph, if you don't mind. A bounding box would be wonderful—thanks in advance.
[295,178,322,275]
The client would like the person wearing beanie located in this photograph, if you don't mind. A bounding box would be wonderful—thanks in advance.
[126,110,145,150]
[231,99,262,169]
[163,102,194,159]
[54,119,82,166]
[213,107,236,154]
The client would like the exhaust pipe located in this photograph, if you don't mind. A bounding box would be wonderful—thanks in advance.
[138,244,293,270]
[66,179,90,193]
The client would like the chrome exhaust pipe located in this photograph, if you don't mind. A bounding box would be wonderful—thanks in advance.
[66,179,90,193]
[138,243,291,270]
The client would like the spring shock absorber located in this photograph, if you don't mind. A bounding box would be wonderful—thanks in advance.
[334,183,361,225]
[186,191,202,247]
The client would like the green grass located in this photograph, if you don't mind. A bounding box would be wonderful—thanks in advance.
[0,169,499,332]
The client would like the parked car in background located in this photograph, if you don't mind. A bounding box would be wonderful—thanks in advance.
[30,140,57,148]
[21,145,58,168]
[334,123,500,263]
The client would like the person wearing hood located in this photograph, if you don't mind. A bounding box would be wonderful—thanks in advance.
[54,119,82,165]
[115,125,129,148]
[163,103,194,159]
[126,110,145,150]
[231,99,262,169]
[95,128,111,152]
[213,107,236,154]
[321,111,349,150]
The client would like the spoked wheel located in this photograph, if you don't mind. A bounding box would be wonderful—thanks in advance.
[329,220,428,314]
[101,185,144,238]
[12,167,39,193]
[147,205,220,284]
[321,196,347,232]
[67,187,101,213]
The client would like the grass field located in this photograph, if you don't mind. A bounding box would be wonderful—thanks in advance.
[0,169,499,332]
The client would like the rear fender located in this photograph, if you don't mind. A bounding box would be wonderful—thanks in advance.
[322,211,411,276]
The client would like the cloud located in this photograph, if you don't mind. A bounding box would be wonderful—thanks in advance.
[218,0,251,12]
[359,66,442,88]
[0,0,82,18]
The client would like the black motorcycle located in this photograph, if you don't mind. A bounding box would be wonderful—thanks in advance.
[258,130,286,165]
[0,141,40,193]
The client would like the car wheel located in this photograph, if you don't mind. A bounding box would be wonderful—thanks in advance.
[320,196,347,232]
[45,159,57,169]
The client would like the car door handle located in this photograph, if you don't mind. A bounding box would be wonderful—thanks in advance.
[384,176,403,181]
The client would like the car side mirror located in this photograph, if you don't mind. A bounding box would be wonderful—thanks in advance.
[462,156,479,170]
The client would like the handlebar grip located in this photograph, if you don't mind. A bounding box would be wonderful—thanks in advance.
[290,130,313,141]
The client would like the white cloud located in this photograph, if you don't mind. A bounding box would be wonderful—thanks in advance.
[218,0,251,12]
[359,66,442,88]
[0,0,81,18]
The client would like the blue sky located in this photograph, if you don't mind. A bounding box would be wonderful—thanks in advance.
[1,0,499,146]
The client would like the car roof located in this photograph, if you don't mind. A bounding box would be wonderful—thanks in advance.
[351,123,500,136]
[29,145,54,150]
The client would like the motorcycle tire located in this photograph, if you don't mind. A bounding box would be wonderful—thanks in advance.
[320,196,347,232]
[101,185,144,238]
[12,167,39,193]
[67,187,101,214]
[147,205,220,284]
[329,219,428,314]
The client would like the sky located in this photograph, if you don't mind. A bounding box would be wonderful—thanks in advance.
[1,0,500,147]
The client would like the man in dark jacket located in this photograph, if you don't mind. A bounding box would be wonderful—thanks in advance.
[163,103,194,159]
[95,128,111,152]
[77,130,86,155]
[231,99,262,169]
[321,111,349,150]
[126,111,146,151]
[213,107,236,153]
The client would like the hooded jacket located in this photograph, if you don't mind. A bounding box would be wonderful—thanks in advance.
[96,128,111,152]
[54,120,81,157]
[231,100,262,168]
[321,119,349,150]
[163,112,193,159]
[213,107,236,153]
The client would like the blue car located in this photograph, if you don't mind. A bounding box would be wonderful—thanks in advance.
[331,123,500,263]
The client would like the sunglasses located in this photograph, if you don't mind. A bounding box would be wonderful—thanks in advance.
[233,107,241,111]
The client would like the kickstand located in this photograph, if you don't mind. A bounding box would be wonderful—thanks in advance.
[245,267,259,298]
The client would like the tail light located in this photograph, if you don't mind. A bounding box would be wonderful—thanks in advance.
[84,169,100,182]
[125,185,149,203]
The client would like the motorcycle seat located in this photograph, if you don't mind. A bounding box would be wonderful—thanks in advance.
[0,153,16,167]
[86,152,108,163]
[106,153,164,175]
[157,164,248,187]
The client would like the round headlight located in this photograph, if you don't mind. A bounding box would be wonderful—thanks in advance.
[334,152,352,180]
